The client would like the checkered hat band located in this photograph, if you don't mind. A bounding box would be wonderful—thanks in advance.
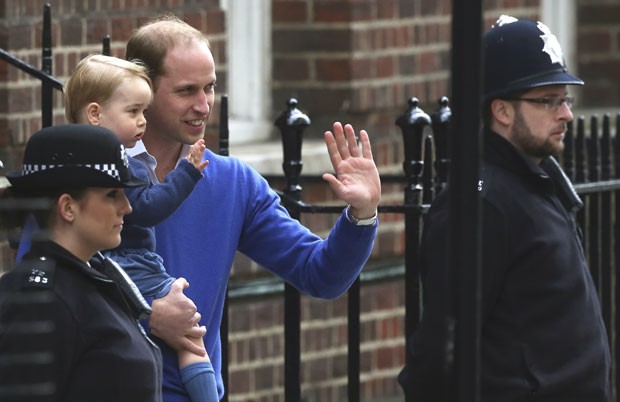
[21,163,121,180]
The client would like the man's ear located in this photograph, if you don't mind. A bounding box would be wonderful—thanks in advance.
[86,103,102,125]
[490,98,514,126]
[57,193,76,223]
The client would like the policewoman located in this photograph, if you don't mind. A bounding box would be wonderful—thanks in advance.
[0,125,163,401]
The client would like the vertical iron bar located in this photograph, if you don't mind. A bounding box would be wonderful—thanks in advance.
[219,95,229,156]
[347,278,360,402]
[275,99,310,402]
[575,116,586,184]
[575,117,586,241]
[613,113,620,400]
[588,116,600,292]
[449,1,483,401]
[564,120,575,181]
[41,3,53,128]
[102,35,111,56]
[219,94,229,402]
[431,96,452,194]
[600,114,612,350]
[422,134,434,205]
[396,98,430,402]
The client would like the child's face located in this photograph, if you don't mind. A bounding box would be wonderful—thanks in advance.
[98,76,152,148]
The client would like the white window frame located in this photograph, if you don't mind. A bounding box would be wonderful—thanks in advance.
[541,0,577,76]
[220,0,273,145]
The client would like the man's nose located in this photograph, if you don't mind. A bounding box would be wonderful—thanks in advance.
[194,91,210,114]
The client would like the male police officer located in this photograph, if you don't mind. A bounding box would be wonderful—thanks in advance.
[398,15,611,402]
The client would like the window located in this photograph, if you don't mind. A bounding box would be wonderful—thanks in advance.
[541,0,577,76]
[221,0,272,145]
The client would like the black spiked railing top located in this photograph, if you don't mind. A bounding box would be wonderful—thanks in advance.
[275,98,311,128]
[274,98,311,194]
[395,97,432,128]
[396,97,431,182]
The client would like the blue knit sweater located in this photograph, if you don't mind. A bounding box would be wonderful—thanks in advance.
[130,145,377,402]
[122,157,203,251]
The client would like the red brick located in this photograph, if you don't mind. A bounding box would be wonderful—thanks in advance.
[376,55,395,78]
[578,31,612,54]
[206,9,225,34]
[579,4,620,25]
[273,1,308,23]
[86,18,109,45]
[314,1,373,23]
[315,57,352,82]
[273,58,310,81]
[274,28,351,53]
[377,0,398,19]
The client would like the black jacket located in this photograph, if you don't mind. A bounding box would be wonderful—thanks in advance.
[0,241,162,401]
[399,129,611,401]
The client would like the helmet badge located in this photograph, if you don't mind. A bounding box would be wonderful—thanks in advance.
[537,21,564,66]
[493,15,518,27]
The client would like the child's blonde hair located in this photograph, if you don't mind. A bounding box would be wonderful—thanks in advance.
[64,54,153,123]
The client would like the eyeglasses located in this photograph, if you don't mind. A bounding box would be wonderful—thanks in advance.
[504,96,575,111]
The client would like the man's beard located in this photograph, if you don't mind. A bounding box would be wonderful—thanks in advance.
[510,109,565,159]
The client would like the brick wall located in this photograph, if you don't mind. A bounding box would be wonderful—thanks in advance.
[2,1,618,401]
[577,0,620,107]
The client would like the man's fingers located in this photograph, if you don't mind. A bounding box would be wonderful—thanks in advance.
[359,130,373,159]
[344,124,360,157]
[324,131,343,167]
[333,122,351,159]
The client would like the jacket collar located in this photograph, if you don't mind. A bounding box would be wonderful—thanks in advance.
[483,127,583,213]
[483,127,549,180]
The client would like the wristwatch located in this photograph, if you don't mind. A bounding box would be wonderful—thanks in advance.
[345,205,378,226]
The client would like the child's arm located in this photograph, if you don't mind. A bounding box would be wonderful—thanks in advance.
[125,139,209,227]
[179,329,220,402]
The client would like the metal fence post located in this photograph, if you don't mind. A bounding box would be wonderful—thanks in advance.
[274,98,310,402]
[449,1,483,400]
[41,3,53,128]
[219,94,230,402]
[431,96,452,195]
[395,97,431,402]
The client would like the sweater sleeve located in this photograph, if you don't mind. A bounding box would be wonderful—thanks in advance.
[237,164,377,300]
[124,158,203,228]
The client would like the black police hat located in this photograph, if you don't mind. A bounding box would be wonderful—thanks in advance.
[6,124,147,189]
[483,15,583,101]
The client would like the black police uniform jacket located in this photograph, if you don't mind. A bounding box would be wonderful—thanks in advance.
[0,240,163,401]
[398,128,611,401]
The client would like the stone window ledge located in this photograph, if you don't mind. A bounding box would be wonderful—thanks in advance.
[229,139,332,176]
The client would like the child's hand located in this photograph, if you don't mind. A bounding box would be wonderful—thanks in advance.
[186,139,209,171]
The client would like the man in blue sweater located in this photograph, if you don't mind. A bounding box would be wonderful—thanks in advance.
[125,15,381,401]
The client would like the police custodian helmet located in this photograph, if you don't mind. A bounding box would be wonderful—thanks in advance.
[483,15,583,101]
[6,124,147,189]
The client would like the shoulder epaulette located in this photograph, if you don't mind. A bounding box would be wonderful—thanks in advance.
[17,256,56,289]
